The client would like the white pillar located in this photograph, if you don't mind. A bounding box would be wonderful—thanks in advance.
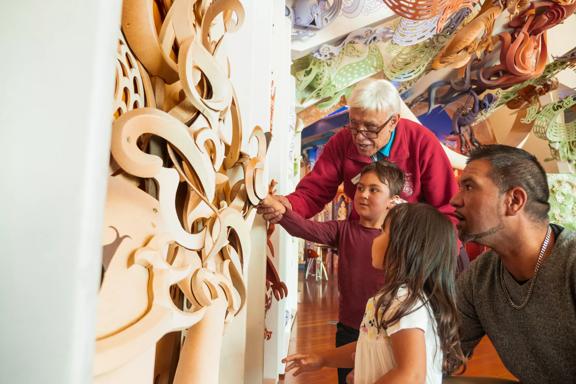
[0,1,121,383]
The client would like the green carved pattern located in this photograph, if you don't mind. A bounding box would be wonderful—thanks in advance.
[293,42,384,108]
[521,94,576,164]
[548,173,576,231]
[383,32,450,83]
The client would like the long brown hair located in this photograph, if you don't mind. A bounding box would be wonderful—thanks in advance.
[374,203,465,374]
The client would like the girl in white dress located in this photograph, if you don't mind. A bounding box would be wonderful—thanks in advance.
[284,203,466,383]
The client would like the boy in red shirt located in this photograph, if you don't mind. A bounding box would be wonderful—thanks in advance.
[262,160,404,384]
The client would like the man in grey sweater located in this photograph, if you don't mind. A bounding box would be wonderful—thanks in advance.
[450,145,576,384]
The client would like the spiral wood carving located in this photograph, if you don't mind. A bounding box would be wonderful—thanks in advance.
[432,1,502,70]
[98,1,268,383]
[479,1,576,89]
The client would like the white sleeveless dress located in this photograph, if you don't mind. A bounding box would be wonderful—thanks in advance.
[354,287,443,384]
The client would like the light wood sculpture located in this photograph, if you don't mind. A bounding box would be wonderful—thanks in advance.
[265,180,288,302]
[264,181,288,340]
[432,0,502,70]
[97,0,268,383]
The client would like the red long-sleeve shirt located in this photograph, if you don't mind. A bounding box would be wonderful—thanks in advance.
[286,118,458,224]
[279,209,383,329]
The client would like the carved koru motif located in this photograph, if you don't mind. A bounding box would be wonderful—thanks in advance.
[479,1,576,89]
[472,46,576,123]
[432,1,502,70]
[521,94,576,164]
[96,1,269,383]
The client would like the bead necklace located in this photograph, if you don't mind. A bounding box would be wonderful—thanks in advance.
[499,225,552,310]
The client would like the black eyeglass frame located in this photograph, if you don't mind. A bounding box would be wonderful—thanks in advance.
[347,114,396,139]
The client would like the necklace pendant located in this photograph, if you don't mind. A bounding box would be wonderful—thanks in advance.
[500,225,552,310]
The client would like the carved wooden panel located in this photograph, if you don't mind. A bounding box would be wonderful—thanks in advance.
[96,0,268,383]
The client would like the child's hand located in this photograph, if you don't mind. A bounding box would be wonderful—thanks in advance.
[282,353,325,376]
[346,369,355,384]
[257,195,290,223]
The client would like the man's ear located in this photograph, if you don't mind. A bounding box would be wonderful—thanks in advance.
[504,187,527,216]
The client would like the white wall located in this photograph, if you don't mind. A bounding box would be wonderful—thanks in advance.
[0,1,121,383]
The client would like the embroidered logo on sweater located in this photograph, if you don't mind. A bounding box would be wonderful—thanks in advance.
[403,172,414,196]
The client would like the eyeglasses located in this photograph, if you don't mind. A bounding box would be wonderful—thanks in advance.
[348,115,395,139]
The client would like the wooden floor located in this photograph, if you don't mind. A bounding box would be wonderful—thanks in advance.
[282,268,516,384]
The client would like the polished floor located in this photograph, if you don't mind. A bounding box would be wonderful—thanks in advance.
[282,268,516,384]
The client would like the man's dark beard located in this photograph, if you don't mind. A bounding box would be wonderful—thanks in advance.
[460,222,504,243]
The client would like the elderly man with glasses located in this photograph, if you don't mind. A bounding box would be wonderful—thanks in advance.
[259,78,458,225]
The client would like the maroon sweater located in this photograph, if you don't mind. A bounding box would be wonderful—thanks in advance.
[286,118,458,225]
[279,209,383,329]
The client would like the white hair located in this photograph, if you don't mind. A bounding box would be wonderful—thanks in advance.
[348,79,401,116]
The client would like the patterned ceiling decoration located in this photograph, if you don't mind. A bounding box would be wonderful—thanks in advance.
[548,173,576,231]
[293,28,394,107]
[436,0,478,33]
[432,0,502,70]
[342,0,365,17]
[292,0,484,106]
[341,0,387,17]
[383,32,452,81]
[479,1,576,89]
[297,100,348,127]
[522,93,576,165]
[312,26,394,60]
[292,0,343,30]
[553,0,576,5]
[392,15,441,46]
[382,0,449,19]
[505,78,559,110]
[473,46,576,122]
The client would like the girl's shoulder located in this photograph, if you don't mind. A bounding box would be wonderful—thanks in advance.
[373,286,422,307]
[371,287,430,322]
[362,287,415,322]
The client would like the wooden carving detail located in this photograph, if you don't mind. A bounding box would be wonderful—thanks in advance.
[432,1,502,70]
[97,0,267,383]
[382,0,449,20]
[479,1,576,89]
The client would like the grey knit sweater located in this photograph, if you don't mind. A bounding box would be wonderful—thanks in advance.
[457,227,576,384]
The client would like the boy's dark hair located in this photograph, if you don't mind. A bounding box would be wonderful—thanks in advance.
[360,160,405,196]
[468,145,550,221]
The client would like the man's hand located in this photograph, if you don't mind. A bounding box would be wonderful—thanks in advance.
[257,195,292,224]
[282,353,325,376]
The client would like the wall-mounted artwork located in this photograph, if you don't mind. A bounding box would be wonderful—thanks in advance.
[96,1,269,383]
